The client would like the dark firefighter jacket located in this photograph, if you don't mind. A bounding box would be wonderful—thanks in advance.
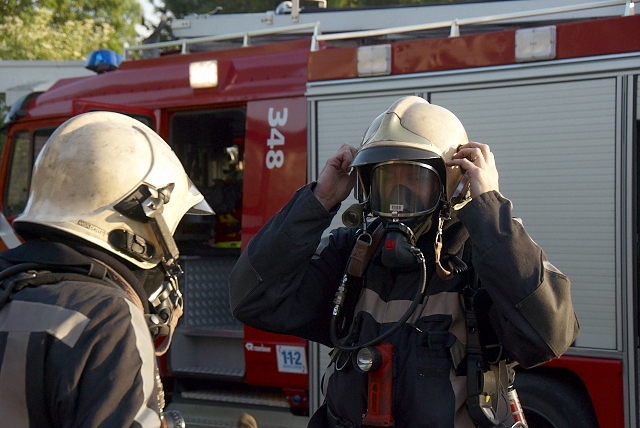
[0,237,162,428]
[229,184,580,427]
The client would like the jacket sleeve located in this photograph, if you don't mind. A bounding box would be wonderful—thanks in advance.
[229,184,354,346]
[457,191,580,368]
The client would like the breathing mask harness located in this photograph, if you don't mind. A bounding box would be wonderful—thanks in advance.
[330,156,475,346]
[331,166,469,344]
[328,185,466,428]
[112,183,185,356]
[332,200,445,351]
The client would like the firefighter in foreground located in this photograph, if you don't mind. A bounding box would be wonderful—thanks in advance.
[229,96,579,427]
[0,112,213,427]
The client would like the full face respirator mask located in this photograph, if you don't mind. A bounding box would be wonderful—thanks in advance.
[343,161,443,270]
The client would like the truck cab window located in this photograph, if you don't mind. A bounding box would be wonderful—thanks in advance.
[33,128,54,157]
[0,127,6,166]
[5,131,31,216]
[5,128,56,217]
[169,108,245,254]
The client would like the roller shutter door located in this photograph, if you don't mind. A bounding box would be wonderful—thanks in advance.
[432,78,617,350]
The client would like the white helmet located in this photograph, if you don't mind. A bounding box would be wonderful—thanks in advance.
[14,111,213,270]
[351,96,469,216]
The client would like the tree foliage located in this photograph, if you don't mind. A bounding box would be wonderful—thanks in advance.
[0,0,142,59]
[0,9,115,60]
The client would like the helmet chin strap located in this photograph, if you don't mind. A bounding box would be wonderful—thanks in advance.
[435,172,473,280]
[113,183,185,355]
[141,184,181,273]
[140,185,185,356]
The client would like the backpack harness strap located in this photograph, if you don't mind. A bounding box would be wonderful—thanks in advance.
[346,223,385,278]
[332,223,385,340]
[0,262,109,309]
[326,220,519,427]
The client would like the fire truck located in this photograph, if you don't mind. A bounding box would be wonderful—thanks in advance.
[0,0,638,426]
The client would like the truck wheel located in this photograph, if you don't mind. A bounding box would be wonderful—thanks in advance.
[514,371,599,428]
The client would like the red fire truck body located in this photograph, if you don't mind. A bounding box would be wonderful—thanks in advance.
[1,1,639,427]
[1,37,314,421]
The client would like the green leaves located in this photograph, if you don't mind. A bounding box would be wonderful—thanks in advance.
[0,0,142,59]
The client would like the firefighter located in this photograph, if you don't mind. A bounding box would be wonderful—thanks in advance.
[0,111,213,427]
[229,96,579,427]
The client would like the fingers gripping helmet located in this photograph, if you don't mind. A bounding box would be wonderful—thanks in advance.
[14,111,213,271]
[352,96,470,238]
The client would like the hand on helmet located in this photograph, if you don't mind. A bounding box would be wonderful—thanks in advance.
[314,143,358,211]
[447,142,499,199]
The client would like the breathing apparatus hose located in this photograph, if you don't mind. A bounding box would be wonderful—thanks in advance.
[329,247,427,351]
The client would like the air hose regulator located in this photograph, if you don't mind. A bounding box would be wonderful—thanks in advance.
[331,190,469,351]
[330,214,427,351]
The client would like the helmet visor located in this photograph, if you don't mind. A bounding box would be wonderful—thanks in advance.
[186,180,215,215]
[369,162,441,218]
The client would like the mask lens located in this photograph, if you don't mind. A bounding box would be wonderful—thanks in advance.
[370,162,441,217]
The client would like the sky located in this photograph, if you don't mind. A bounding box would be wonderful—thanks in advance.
[136,0,162,38]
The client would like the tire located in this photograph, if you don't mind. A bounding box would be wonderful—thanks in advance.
[513,371,599,428]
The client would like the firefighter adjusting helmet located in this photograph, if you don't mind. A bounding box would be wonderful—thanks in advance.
[352,96,470,235]
[13,111,213,270]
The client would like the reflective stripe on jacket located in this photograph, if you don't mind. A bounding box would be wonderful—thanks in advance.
[0,240,161,428]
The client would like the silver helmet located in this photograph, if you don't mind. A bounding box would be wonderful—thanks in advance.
[352,96,470,233]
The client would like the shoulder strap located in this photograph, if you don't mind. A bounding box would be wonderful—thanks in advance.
[346,222,385,278]
[332,222,385,340]
[0,262,109,309]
